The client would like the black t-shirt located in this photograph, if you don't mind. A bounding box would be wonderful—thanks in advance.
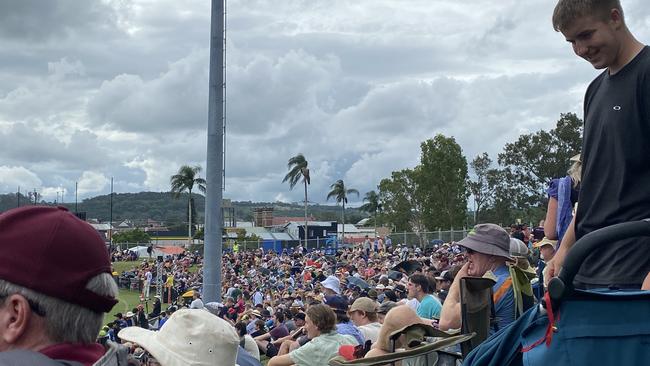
[575,46,650,286]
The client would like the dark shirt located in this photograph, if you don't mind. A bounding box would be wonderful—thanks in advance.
[576,46,650,287]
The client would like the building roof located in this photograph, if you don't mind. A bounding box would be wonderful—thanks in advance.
[245,227,275,241]
[337,224,360,233]
[271,232,295,241]
[272,216,316,226]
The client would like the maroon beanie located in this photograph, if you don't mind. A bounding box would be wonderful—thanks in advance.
[0,206,118,313]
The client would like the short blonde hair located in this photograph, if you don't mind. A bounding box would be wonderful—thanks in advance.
[552,0,623,32]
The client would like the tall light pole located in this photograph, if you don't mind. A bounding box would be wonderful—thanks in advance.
[203,0,225,303]
[110,177,114,248]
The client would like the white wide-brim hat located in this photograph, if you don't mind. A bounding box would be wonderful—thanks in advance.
[119,309,239,366]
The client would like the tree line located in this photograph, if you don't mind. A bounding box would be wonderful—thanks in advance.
[366,113,582,231]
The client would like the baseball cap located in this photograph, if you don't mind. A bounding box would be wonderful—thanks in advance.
[324,295,349,312]
[509,238,529,258]
[435,270,453,282]
[0,206,117,313]
[349,297,377,314]
[457,223,511,259]
[533,237,558,250]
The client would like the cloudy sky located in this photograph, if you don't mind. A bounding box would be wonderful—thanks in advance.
[1,0,649,205]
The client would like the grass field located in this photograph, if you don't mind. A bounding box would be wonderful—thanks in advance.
[106,260,197,325]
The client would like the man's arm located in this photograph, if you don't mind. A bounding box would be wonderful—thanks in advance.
[544,215,577,287]
[438,263,468,331]
[544,197,559,240]
[254,332,272,341]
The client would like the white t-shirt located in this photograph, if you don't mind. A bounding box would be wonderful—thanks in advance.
[190,298,204,309]
[358,322,382,344]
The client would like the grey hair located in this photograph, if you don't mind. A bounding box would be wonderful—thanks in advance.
[0,273,118,344]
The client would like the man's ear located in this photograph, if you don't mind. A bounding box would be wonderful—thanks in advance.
[0,294,32,345]
[609,8,624,29]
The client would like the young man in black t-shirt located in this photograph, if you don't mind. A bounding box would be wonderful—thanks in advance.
[546,0,650,288]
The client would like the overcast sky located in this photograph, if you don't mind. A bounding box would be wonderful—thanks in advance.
[1,0,648,205]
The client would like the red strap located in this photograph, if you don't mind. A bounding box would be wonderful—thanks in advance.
[521,292,560,353]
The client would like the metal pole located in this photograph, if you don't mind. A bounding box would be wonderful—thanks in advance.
[17,186,20,207]
[110,177,114,248]
[203,0,225,303]
[75,182,78,213]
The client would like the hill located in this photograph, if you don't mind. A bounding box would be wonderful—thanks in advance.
[0,192,367,226]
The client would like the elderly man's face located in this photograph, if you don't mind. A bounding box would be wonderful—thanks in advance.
[466,249,495,277]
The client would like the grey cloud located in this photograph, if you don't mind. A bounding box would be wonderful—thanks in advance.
[0,0,119,42]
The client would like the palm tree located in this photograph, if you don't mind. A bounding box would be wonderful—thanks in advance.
[360,190,382,238]
[326,179,359,245]
[282,154,310,247]
[170,165,207,247]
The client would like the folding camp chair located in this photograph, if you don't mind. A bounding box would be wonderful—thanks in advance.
[328,333,474,366]
[459,277,496,357]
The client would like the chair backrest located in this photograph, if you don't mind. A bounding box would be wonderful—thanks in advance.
[459,277,495,356]
[328,333,474,366]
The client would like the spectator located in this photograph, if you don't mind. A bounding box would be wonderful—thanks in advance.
[546,0,650,289]
[324,295,364,345]
[148,295,162,319]
[320,276,341,296]
[376,301,398,324]
[119,309,240,366]
[348,297,381,344]
[254,311,289,357]
[235,322,261,361]
[439,223,516,332]
[407,274,442,320]
[435,270,454,303]
[189,290,204,309]
[268,304,357,366]
[0,206,126,365]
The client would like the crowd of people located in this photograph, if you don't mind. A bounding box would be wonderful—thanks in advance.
[101,220,554,365]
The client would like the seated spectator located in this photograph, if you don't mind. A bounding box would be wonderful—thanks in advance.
[254,311,289,357]
[377,301,398,324]
[0,206,127,365]
[348,297,381,344]
[324,295,364,345]
[250,319,267,338]
[407,274,442,319]
[189,290,204,309]
[235,322,261,361]
[268,304,357,366]
[435,270,454,303]
[439,223,516,332]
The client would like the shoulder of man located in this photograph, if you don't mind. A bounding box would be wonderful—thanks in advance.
[0,350,83,366]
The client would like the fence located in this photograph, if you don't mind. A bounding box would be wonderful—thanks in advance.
[112,229,471,256]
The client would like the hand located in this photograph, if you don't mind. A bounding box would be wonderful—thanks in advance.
[544,248,566,287]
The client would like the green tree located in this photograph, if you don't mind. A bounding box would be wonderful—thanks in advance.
[282,154,310,245]
[360,190,382,237]
[326,179,359,244]
[112,229,151,244]
[418,134,469,230]
[378,169,424,233]
[170,165,207,247]
[497,113,583,208]
[468,152,498,224]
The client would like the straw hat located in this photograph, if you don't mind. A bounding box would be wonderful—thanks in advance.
[119,309,239,366]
